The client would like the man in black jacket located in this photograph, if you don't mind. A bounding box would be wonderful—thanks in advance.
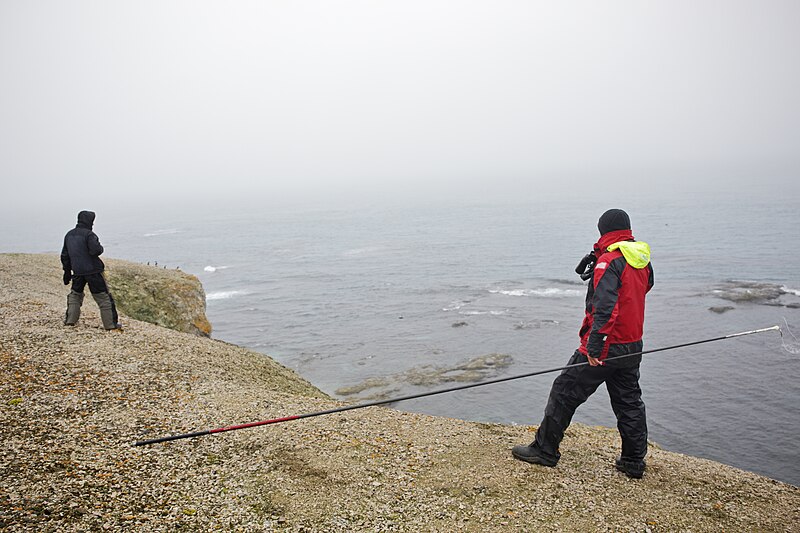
[61,211,122,330]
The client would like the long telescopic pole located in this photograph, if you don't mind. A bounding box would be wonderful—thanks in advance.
[134,325,780,446]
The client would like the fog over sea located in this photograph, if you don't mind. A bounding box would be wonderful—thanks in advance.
[5,194,799,485]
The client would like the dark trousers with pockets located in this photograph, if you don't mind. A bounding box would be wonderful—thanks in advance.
[533,350,647,464]
[71,273,119,324]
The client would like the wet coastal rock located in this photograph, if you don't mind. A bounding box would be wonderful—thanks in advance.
[712,280,795,306]
[335,353,513,400]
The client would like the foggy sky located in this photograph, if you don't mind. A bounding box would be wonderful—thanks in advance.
[1,1,799,212]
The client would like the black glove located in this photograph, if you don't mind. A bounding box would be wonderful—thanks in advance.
[63,271,72,285]
[587,332,605,357]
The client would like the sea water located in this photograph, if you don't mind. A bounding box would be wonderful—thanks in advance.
[5,194,799,485]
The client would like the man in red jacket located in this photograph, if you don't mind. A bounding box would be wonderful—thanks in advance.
[512,209,654,478]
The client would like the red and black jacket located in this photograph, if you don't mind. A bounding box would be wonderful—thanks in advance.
[578,229,654,366]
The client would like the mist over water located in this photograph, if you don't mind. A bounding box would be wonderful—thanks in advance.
[4,193,798,485]
[2,0,798,492]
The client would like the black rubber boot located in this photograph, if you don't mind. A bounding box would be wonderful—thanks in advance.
[64,290,83,325]
[92,292,122,330]
[615,457,645,479]
[511,444,558,467]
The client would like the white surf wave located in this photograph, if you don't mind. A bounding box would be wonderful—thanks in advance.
[459,309,508,316]
[204,265,230,272]
[143,229,181,237]
[342,246,384,256]
[442,300,470,311]
[781,286,800,297]
[489,288,581,297]
[206,290,246,301]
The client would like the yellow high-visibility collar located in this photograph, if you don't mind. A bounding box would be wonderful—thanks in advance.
[607,241,651,269]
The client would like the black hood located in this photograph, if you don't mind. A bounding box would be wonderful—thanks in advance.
[597,209,630,236]
[77,211,96,230]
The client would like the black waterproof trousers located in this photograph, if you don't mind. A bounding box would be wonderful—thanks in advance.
[533,350,647,465]
[71,273,119,325]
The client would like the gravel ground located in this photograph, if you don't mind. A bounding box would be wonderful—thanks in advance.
[1,253,798,532]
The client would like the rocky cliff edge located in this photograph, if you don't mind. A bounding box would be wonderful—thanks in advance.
[104,259,212,337]
[0,253,797,532]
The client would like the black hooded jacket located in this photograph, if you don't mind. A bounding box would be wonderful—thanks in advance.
[61,211,105,276]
